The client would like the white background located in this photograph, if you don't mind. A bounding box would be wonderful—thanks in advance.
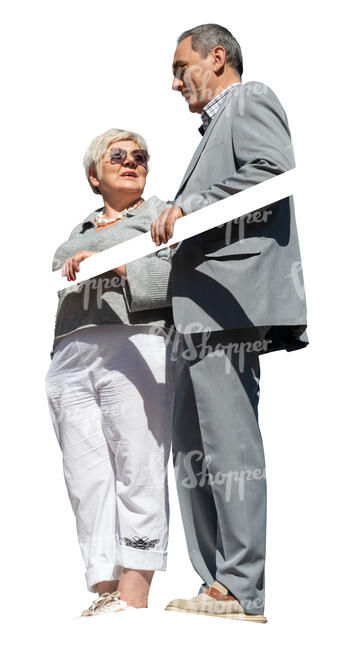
[1,0,360,648]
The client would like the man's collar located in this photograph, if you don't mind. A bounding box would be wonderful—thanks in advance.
[199,81,242,135]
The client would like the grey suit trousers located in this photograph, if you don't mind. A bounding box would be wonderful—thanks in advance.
[172,327,269,615]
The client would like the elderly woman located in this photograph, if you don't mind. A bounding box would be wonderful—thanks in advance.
[45,128,176,616]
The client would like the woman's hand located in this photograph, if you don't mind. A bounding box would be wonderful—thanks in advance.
[62,251,97,281]
[113,265,127,279]
[62,251,127,282]
[151,206,184,246]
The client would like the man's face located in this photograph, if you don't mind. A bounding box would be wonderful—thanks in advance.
[172,36,215,114]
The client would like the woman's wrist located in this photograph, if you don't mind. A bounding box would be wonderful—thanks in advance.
[113,264,127,279]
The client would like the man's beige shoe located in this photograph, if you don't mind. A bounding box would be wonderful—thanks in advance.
[165,581,267,623]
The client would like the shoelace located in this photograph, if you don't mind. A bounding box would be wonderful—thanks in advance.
[82,591,126,616]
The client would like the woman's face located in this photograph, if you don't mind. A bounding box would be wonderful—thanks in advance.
[93,140,148,197]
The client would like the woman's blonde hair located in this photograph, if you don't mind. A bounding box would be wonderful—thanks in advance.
[83,128,149,195]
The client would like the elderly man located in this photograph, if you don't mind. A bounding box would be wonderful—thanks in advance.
[151,24,308,622]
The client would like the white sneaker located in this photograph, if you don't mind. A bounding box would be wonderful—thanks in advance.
[81,591,127,616]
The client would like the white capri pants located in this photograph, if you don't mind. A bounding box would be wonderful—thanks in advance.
[45,324,175,592]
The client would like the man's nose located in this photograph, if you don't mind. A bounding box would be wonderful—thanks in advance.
[172,75,183,92]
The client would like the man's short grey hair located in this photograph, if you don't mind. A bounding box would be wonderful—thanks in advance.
[83,128,149,195]
[177,24,243,77]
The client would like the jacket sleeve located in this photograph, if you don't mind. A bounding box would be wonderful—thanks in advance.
[123,247,172,312]
[176,85,295,216]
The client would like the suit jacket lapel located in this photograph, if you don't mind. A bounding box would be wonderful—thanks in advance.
[174,100,229,198]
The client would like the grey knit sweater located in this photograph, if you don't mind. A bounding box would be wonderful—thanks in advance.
[51,195,173,356]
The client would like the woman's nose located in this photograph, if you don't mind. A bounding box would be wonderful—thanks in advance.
[123,154,137,167]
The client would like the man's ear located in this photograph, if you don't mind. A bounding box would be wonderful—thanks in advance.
[88,167,100,189]
[212,45,226,73]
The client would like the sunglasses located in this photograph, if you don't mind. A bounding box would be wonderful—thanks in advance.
[108,147,149,168]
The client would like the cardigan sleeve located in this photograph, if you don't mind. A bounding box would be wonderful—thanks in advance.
[123,247,172,312]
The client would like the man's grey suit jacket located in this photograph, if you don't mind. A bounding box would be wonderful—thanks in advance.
[170,81,308,354]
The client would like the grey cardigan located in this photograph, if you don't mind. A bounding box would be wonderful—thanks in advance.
[50,195,173,356]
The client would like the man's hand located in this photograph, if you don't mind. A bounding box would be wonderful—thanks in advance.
[151,206,184,246]
[62,251,97,281]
